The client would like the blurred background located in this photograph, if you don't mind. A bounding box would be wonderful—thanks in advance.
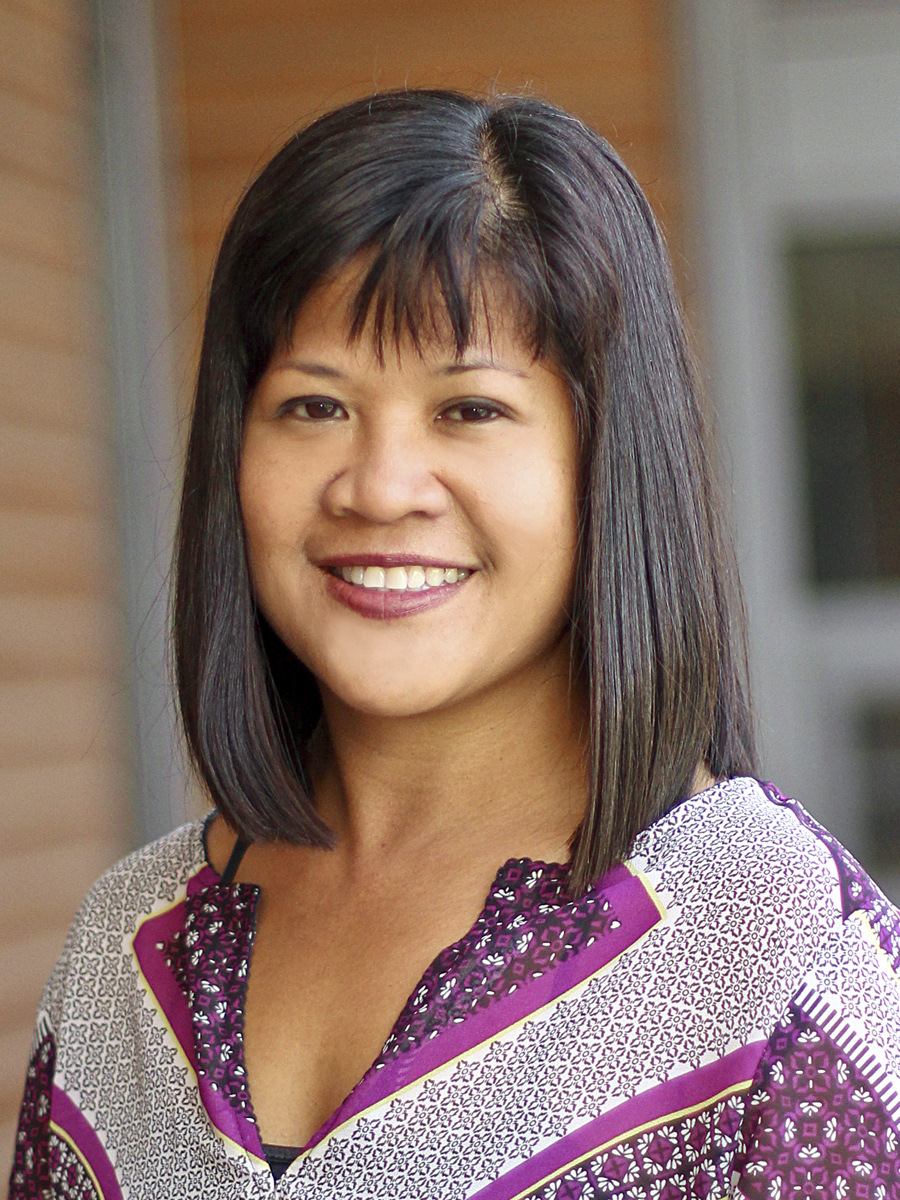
[2,0,900,1176]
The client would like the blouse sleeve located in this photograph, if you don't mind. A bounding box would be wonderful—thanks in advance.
[7,1020,56,1200]
[8,915,73,1200]
[732,909,900,1197]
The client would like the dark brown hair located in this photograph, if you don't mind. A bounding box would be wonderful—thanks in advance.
[174,89,756,895]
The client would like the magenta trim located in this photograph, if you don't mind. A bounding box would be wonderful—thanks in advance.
[307,865,661,1151]
[131,874,263,1159]
[51,1086,123,1200]
[189,863,221,893]
[470,1039,766,1200]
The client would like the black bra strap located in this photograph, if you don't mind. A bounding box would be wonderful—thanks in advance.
[220,836,251,885]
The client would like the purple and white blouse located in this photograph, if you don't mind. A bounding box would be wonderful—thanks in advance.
[8,777,900,1198]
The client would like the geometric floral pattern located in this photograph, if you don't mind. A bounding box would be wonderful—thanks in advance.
[759,781,900,972]
[162,882,260,1123]
[380,859,620,1061]
[528,1095,746,1199]
[9,776,900,1198]
[736,1002,900,1199]
[8,1031,54,1200]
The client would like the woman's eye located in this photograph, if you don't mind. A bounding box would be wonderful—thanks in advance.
[441,401,503,423]
[288,397,347,420]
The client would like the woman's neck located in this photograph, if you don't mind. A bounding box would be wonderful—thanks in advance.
[313,637,588,874]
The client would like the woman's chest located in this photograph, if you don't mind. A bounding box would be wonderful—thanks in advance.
[242,882,497,1148]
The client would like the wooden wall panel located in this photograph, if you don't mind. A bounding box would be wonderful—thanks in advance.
[0,0,133,1180]
[174,0,684,309]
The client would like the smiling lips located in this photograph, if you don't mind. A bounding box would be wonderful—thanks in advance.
[331,564,470,590]
[322,558,474,619]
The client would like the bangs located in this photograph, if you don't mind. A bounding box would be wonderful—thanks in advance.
[231,92,620,393]
[343,220,559,365]
[240,110,575,380]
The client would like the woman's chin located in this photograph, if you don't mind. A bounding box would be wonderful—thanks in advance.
[319,672,466,721]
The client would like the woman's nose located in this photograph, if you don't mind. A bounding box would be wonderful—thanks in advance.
[322,421,450,524]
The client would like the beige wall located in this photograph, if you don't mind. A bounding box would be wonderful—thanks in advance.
[174,0,684,318]
[0,0,133,1179]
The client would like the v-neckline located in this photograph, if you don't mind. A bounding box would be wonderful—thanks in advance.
[250,855,575,1173]
[191,784,717,1168]
[196,818,575,1159]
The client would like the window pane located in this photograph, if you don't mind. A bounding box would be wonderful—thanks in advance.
[787,237,900,585]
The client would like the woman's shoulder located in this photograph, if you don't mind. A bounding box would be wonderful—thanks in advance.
[620,776,900,1089]
[631,775,900,976]
[74,816,211,926]
[45,818,211,1004]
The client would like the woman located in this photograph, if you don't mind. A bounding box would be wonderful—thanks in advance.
[10,90,900,1198]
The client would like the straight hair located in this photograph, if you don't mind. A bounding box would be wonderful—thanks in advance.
[174,89,756,896]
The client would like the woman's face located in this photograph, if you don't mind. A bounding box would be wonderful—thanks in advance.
[241,267,580,720]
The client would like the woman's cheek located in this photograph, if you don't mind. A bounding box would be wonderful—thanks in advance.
[241,439,312,558]
[486,451,578,582]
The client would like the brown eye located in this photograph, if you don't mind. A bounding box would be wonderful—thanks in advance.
[442,401,503,423]
[290,398,347,420]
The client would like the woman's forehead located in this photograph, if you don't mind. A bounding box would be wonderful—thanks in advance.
[280,257,547,370]
[269,318,542,383]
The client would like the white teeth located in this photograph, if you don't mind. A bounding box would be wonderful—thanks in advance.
[384,566,408,590]
[335,564,470,591]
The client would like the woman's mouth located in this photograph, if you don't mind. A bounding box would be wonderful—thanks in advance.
[328,564,471,590]
[322,561,474,619]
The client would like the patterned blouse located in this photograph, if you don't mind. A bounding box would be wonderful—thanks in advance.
[8,777,900,1199]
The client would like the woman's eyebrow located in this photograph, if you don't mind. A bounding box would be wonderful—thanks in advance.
[437,359,528,378]
[271,358,529,379]
[272,359,349,379]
